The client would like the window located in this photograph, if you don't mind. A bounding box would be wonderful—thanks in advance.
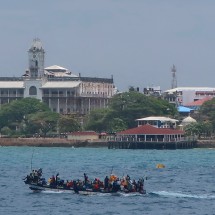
[29,86,37,95]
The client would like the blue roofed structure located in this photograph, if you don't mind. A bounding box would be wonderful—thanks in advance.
[177,106,194,113]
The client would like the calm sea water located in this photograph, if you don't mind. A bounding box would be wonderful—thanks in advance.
[0,146,215,215]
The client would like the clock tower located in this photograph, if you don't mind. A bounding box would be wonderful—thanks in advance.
[28,38,45,78]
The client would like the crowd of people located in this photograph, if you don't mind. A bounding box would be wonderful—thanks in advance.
[23,168,43,183]
[24,169,145,193]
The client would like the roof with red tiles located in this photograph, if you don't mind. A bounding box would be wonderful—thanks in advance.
[117,124,184,135]
[68,131,99,136]
[185,97,212,107]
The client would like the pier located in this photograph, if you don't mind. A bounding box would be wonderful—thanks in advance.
[108,140,197,149]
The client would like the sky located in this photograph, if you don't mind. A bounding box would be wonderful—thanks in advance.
[0,0,215,92]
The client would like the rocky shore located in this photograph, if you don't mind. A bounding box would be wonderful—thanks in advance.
[0,138,215,148]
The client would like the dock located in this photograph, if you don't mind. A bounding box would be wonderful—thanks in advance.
[108,140,197,149]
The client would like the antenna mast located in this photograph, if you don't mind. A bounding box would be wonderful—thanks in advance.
[171,64,177,89]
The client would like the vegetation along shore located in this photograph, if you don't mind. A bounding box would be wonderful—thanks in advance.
[1,90,215,148]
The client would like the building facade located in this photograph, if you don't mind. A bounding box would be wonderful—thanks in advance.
[163,87,215,106]
[0,39,116,115]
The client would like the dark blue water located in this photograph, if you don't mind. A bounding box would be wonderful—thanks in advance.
[0,147,215,215]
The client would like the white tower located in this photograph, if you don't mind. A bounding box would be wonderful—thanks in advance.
[28,38,45,78]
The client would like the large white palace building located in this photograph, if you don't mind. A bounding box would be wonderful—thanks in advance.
[0,39,116,115]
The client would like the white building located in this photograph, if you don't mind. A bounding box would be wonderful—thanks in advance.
[136,116,178,129]
[0,39,116,115]
[163,87,215,106]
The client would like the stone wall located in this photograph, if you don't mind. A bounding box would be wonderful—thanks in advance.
[0,138,108,147]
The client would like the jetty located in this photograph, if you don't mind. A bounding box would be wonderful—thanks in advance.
[108,140,197,150]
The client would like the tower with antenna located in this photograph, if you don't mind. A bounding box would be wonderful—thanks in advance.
[171,64,177,89]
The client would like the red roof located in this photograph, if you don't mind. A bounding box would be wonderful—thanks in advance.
[185,97,212,107]
[69,131,98,136]
[117,124,184,135]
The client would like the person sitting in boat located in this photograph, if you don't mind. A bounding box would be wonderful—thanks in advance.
[76,179,85,191]
[66,180,73,189]
[73,180,79,193]
[132,180,137,192]
[92,178,100,191]
[127,179,133,192]
[120,177,127,187]
[49,175,56,187]
[34,170,39,182]
[37,168,42,178]
[38,177,46,186]
[112,178,121,192]
[120,175,133,192]
[126,175,130,181]
[23,174,32,184]
[29,170,34,179]
[109,174,117,183]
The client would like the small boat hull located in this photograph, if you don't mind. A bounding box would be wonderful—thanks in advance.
[26,182,146,195]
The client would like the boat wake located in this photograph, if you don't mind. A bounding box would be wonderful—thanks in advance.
[150,191,215,199]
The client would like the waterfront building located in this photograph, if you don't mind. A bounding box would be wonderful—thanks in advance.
[108,117,196,150]
[115,124,184,142]
[136,116,178,129]
[0,39,115,115]
[163,87,215,106]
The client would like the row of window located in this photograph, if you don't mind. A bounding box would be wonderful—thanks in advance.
[0,90,24,95]
[52,108,90,114]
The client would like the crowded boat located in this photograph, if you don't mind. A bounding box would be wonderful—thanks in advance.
[23,168,146,195]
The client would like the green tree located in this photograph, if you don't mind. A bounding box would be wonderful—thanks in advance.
[199,98,215,130]
[109,91,176,128]
[1,126,12,136]
[84,109,109,132]
[184,121,213,139]
[106,117,127,133]
[25,111,59,136]
[0,98,59,137]
[0,98,50,130]
[85,91,177,132]
[58,115,81,133]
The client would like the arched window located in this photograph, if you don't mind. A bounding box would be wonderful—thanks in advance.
[29,86,37,95]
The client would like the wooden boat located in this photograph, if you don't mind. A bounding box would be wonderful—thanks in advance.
[24,180,121,194]
[23,169,146,195]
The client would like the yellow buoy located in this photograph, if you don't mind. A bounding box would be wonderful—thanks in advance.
[156,163,165,168]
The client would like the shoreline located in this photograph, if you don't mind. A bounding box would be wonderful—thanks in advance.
[0,138,215,148]
[0,138,108,147]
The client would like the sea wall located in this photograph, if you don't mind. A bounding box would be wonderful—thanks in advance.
[196,140,215,148]
[0,138,215,148]
[0,138,108,147]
